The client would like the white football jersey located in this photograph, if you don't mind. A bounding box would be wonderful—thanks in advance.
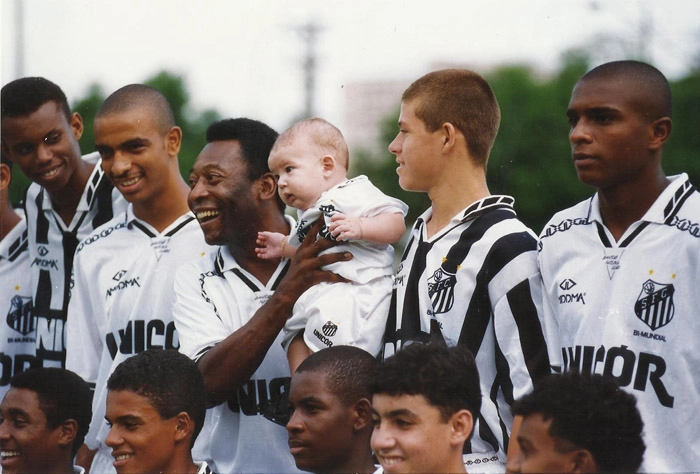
[538,174,700,472]
[173,239,302,474]
[65,206,211,471]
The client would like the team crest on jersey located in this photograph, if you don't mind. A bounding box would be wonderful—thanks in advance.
[634,279,675,331]
[428,267,456,314]
[7,295,34,336]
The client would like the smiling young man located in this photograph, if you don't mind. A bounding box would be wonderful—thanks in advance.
[104,349,212,474]
[1,77,127,369]
[173,118,351,473]
[286,345,376,474]
[0,367,92,474]
[505,372,645,474]
[537,60,700,472]
[64,84,211,473]
[381,69,550,469]
[370,343,481,474]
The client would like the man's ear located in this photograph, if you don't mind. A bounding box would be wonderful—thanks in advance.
[57,419,78,449]
[165,126,183,157]
[649,117,672,151]
[352,398,373,432]
[70,112,84,141]
[174,412,194,443]
[1,163,11,191]
[570,448,598,473]
[258,172,279,202]
[449,409,473,447]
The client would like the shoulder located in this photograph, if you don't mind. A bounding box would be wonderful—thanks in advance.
[75,213,129,255]
[538,199,592,240]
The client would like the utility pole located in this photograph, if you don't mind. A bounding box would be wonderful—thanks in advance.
[296,21,322,119]
[15,0,25,78]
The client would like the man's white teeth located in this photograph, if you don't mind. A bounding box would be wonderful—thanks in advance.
[42,168,59,178]
[197,210,220,220]
[1,451,20,458]
[121,177,139,187]
[115,454,132,461]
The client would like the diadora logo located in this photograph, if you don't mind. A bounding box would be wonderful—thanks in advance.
[634,279,674,331]
[106,270,142,297]
[559,279,577,291]
[558,278,585,305]
[31,257,59,269]
[113,270,128,281]
[38,246,49,257]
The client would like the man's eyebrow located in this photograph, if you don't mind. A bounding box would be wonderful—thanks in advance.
[370,407,418,419]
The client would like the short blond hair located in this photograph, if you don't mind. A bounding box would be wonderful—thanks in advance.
[273,118,350,169]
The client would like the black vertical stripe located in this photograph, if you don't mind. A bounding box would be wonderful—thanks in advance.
[507,279,550,384]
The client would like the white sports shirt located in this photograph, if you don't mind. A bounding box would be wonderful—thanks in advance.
[382,195,550,462]
[288,175,408,283]
[0,216,37,398]
[173,232,302,474]
[24,152,127,367]
[285,175,407,354]
[65,206,211,471]
[538,174,700,472]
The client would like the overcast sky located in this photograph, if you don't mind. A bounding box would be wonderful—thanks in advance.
[2,0,699,131]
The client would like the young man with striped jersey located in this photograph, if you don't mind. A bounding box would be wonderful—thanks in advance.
[381,69,550,471]
[65,85,212,473]
[538,60,700,471]
[1,78,127,369]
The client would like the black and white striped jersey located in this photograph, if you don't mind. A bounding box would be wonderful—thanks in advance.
[23,152,127,367]
[382,195,550,462]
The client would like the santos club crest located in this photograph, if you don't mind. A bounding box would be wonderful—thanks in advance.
[634,279,675,331]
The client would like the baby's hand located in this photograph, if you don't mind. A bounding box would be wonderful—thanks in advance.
[329,213,362,241]
[256,231,286,259]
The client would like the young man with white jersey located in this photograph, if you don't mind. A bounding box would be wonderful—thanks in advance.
[0,155,36,399]
[173,118,350,473]
[1,77,127,369]
[538,60,700,471]
[381,69,550,470]
[65,84,212,473]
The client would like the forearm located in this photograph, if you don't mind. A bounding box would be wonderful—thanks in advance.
[197,289,297,406]
[359,212,405,244]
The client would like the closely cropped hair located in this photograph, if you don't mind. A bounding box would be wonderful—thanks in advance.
[206,118,283,211]
[296,345,376,406]
[97,84,176,134]
[107,349,206,447]
[10,368,92,457]
[274,118,350,169]
[371,343,481,423]
[512,372,645,472]
[581,60,672,120]
[1,77,71,121]
[402,69,500,166]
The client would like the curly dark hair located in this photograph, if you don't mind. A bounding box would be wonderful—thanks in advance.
[371,343,481,424]
[1,77,71,121]
[512,371,645,472]
[107,349,206,448]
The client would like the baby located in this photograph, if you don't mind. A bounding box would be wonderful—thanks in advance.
[257,118,407,373]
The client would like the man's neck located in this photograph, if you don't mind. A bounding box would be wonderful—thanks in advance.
[426,169,490,239]
[49,160,95,225]
[227,208,291,285]
[133,178,191,233]
[597,173,670,242]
